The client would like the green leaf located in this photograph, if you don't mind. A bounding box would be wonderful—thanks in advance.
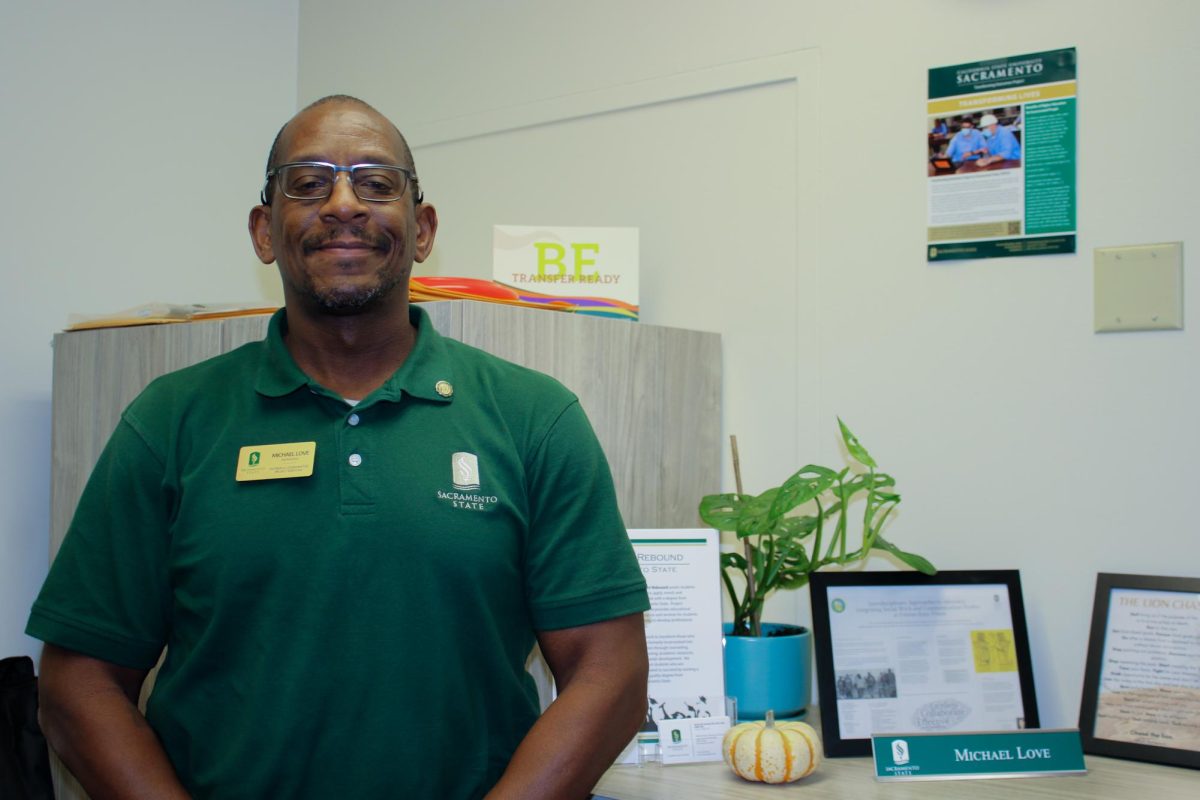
[838,417,877,469]
[777,543,811,572]
[895,551,937,574]
[772,536,808,561]
[872,535,937,574]
[735,489,781,538]
[774,515,819,540]
[779,572,812,590]
[751,542,767,577]
[850,472,895,493]
[699,493,745,530]
[720,551,747,570]
[769,465,839,519]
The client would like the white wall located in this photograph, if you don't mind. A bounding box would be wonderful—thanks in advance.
[0,1,298,661]
[297,0,1200,727]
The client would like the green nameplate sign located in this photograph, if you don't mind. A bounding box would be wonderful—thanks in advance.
[872,729,1086,781]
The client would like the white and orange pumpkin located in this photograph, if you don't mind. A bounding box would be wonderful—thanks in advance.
[722,711,822,784]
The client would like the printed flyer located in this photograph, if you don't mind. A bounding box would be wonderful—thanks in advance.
[927,48,1077,261]
[826,584,1027,740]
[616,529,724,764]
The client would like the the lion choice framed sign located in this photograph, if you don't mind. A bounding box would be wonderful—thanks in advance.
[1079,573,1200,770]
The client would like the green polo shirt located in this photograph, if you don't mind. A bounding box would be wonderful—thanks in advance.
[28,306,649,799]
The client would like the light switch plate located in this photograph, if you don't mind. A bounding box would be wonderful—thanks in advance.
[1093,242,1183,332]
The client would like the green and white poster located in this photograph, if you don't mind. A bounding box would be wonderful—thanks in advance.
[927,48,1077,261]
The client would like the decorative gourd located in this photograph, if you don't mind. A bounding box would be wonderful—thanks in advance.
[722,710,822,784]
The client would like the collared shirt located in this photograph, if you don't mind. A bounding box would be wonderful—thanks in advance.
[946,128,986,163]
[29,305,648,799]
[985,125,1022,161]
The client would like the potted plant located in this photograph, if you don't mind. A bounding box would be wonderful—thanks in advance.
[699,419,935,720]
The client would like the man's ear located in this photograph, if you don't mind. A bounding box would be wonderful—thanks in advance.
[248,205,276,264]
[413,202,438,264]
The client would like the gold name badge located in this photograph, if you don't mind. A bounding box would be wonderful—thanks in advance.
[235,442,317,482]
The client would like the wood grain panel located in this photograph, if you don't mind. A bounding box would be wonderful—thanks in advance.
[52,302,719,551]
[454,302,721,527]
[51,320,231,553]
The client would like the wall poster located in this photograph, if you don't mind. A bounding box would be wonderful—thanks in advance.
[927,48,1077,262]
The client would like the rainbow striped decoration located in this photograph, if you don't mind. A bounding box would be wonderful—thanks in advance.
[410,276,638,321]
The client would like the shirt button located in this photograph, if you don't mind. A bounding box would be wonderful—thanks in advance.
[348,413,360,426]
[348,453,363,467]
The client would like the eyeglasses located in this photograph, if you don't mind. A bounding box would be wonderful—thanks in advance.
[262,162,418,204]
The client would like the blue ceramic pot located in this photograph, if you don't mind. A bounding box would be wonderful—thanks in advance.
[723,622,812,720]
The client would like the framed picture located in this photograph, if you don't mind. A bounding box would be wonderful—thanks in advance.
[1078,573,1200,769]
[809,570,1039,757]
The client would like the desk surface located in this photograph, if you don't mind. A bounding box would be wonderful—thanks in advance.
[596,753,1196,799]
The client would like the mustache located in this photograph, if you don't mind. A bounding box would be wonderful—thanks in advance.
[301,227,390,254]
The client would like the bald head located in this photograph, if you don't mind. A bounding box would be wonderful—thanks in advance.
[261,95,420,205]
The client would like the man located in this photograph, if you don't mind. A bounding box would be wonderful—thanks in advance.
[944,115,986,166]
[976,112,1022,167]
[28,95,650,799]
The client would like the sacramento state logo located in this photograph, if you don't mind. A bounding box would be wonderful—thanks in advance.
[452,452,480,490]
[437,451,498,512]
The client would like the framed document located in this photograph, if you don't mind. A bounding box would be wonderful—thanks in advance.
[1079,573,1200,769]
[810,570,1039,757]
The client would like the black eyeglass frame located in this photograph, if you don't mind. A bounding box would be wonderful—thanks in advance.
[260,161,422,205]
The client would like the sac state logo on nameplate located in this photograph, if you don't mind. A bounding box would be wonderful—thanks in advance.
[436,451,497,512]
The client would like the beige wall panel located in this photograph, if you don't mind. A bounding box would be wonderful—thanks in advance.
[52,302,719,553]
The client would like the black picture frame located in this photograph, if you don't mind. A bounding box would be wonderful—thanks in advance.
[1078,573,1200,770]
[809,569,1039,757]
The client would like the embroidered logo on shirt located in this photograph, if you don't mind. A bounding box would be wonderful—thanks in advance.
[437,451,498,512]
[451,452,480,490]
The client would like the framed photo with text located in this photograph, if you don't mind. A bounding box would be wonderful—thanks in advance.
[1078,573,1200,769]
[810,570,1039,757]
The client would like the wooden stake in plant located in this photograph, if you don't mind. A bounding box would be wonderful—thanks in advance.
[729,435,759,637]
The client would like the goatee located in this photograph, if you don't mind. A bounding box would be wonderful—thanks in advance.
[310,270,403,313]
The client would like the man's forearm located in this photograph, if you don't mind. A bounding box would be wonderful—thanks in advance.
[486,670,645,799]
[40,644,191,800]
[487,615,648,800]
